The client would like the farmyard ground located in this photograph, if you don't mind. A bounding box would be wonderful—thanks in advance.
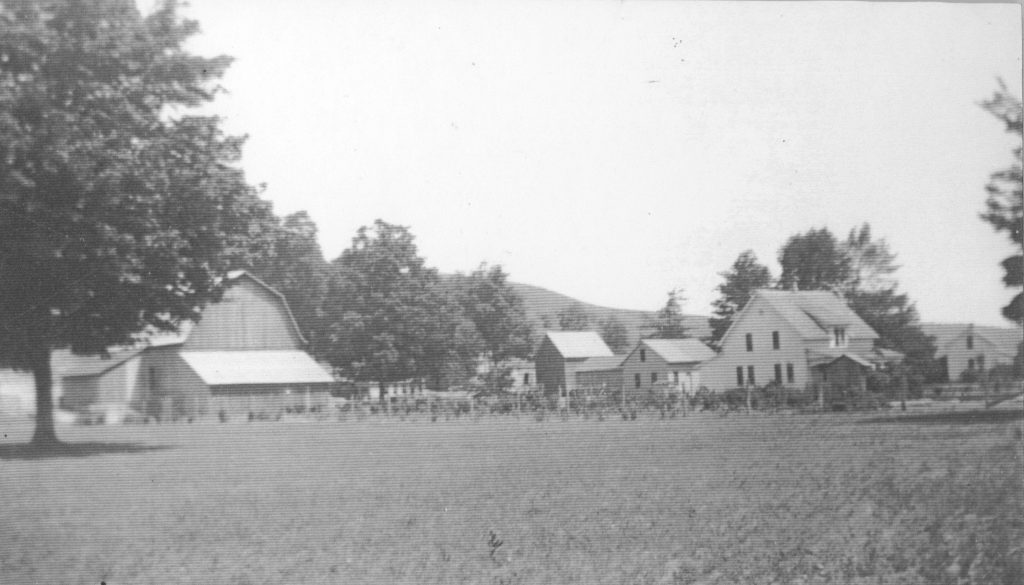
[1,411,1021,585]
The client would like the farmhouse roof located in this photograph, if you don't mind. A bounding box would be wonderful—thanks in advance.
[544,331,614,359]
[753,289,877,341]
[179,350,334,386]
[641,339,717,364]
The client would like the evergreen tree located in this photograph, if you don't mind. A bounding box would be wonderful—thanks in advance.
[647,289,689,339]
[979,80,1023,324]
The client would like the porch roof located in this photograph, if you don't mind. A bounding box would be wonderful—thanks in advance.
[807,350,874,368]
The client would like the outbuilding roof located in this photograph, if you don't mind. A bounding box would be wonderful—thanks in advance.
[641,339,717,364]
[543,331,613,359]
[180,350,334,386]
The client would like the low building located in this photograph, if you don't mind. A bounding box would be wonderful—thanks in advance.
[922,323,1022,381]
[621,338,716,398]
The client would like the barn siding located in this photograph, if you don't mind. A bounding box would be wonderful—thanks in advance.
[184,276,302,352]
[143,346,210,419]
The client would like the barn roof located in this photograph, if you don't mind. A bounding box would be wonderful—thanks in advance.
[753,290,877,341]
[641,339,716,364]
[53,347,145,378]
[543,331,614,359]
[180,350,334,386]
[103,271,304,350]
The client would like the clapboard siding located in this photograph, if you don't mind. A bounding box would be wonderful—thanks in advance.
[703,297,808,391]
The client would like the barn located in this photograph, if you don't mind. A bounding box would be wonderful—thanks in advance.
[56,271,335,421]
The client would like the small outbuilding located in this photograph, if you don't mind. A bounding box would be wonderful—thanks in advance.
[535,331,614,395]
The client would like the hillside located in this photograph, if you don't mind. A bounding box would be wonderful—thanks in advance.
[508,281,711,344]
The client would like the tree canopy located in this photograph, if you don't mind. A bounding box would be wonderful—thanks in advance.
[843,223,900,293]
[557,303,592,331]
[0,0,269,445]
[709,250,773,345]
[777,228,852,292]
[598,315,630,353]
[979,81,1023,324]
[321,220,447,390]
[454,264,534,370]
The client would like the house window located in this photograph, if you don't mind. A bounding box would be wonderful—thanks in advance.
[673,371,679,384]
[747,365,756,386]
[786,363,795,383]
[635,373,641,388]
[772,331,780,350]
[640,349,646,362]
[774,364,783,384]
[736,367,744,386]
[832,327,847,348]
[977,355,985,370]
[745,333,753,352]
[966,335,973,350]
[968,358,975,371]
[523,373,530,386]
[651,373,658,384]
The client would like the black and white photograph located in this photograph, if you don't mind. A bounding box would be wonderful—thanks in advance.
[1,0,1022,583]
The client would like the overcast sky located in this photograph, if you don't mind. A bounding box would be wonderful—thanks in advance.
[170,1,1021,326]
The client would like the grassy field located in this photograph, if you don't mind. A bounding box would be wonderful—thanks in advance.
[1,411,1021,585]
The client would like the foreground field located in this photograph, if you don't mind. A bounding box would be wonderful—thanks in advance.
[1,411,1021,585]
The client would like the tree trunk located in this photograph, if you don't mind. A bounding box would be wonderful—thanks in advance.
[30,344,59,447]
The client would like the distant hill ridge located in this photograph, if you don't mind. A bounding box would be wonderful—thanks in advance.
[507,281,711,345]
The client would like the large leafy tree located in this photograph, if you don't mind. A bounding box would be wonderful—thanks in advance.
[646,289,690,339]
[709,250,773,345]
[979,81,1023,324]
[454,264,533,373]
[321,221,449,393]
[777,228,852,292]
[0,0,269,446]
